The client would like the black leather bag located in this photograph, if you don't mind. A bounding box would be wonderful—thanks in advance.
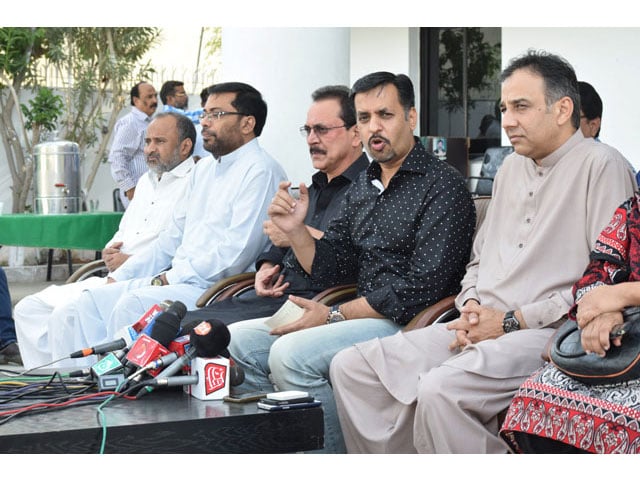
[549,306,640,385]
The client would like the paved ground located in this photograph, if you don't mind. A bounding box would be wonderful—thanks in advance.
[2,265,72,373]
[4,264,72,307]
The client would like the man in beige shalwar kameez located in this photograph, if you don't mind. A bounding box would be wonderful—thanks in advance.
[329,49,638,453]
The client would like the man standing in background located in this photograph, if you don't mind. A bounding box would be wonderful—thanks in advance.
[109,81,158,208]
[160,80,207,160]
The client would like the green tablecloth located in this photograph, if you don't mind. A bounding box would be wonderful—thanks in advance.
[0,212,123,251]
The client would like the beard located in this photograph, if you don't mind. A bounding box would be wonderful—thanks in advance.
[366,135,395,164]
[203,130,241,158]
[146,149,183,175]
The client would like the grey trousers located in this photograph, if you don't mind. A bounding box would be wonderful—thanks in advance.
[330,323,555,453]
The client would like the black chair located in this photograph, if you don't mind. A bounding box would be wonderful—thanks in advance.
[468,146,513,196]
[113,188,126,212]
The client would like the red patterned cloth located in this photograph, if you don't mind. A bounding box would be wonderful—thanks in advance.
[501,364,640,453]
[501,193,640,453]
[569,192,640,319]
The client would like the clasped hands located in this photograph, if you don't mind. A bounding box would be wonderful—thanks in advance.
[446,300,505,351]
[102,241,131,272]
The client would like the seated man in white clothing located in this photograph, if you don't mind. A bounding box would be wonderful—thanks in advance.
[15,111,197,369]
[48,82,287,368]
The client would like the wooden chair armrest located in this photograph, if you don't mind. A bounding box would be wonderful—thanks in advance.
[196,272,257,308]
[403,295,458,331]
[65,259,108,284]
[311,284,358,305]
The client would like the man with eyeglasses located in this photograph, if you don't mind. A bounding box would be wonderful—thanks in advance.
[47,82,287,368]
[226,72,476,453]
[181,85,369,327]
[160,80,207,161]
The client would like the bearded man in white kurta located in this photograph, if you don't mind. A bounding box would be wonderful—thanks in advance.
[15,112,197,369]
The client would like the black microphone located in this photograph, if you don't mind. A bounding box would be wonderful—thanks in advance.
[135,319,230,398]
[68,300,178,360]
[229,358,245,387]
[124,301,186,378]
[69,338,127,359]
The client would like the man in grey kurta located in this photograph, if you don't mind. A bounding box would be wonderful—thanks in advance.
[329,50,638,453]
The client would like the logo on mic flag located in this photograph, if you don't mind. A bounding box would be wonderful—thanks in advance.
[204,362,228,395]
[188,356,230,400]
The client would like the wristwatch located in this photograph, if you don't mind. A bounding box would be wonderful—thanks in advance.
[326,305,346,324]
[503,310,521,333]
[151,275,164,287]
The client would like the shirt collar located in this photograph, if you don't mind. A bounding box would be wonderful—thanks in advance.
[366,137,430,181]
[311,153,370,188]
[131,106,152,122]
[147,156,196,186]
[532,129,583,168]
[216,137,260,163]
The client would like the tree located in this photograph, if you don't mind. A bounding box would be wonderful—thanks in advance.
[0,27,160,213]
[43,28,160,194]
[0,27,50,213]
[438,28,501,113]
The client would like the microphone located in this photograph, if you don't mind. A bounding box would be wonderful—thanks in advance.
[135,319,230,398]
[124,301,186,378]
[69,338,127,359]
[68,300,175,360]
[229,358,245,387]
[152,319,230,380]
[143,374,200,388]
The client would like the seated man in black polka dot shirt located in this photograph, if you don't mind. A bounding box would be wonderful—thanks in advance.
[227,72,475,454]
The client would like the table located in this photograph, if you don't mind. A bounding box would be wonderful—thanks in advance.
[0,389,324,454]
[0,212,123,280]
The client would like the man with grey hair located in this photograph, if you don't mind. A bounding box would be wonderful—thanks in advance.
[330,50,637,454]
[181,84,368,325]
[47,82,286,369]
[228,72,475,453]
[15,112,196,369]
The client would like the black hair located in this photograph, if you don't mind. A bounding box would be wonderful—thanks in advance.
[350,72,415,117]
[311,85,356,128]
[200,85,213,107]
[153,111,196,157]
[160,80,185,105]
[130,81,149,106]
[207,82,267,137]
[500,49,580,130]
[578,81,602,137]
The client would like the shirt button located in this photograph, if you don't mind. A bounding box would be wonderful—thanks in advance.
[528,192,533,197]
[538,171,543,177]
[518,243,523,248]
[526,218,531,223]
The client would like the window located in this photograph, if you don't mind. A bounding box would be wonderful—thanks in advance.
[420,28,502,156]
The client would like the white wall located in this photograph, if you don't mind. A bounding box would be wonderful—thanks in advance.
[350,28,421,129]
[220,27,351,186]
[5,27,640,218]
[503,27,640,169]
[219,27,421,185]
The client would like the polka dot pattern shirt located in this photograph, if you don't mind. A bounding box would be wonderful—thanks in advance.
[311,139,476,325]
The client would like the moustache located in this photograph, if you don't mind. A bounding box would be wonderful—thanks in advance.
[368,134,389,146]
[309,147,326,156]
